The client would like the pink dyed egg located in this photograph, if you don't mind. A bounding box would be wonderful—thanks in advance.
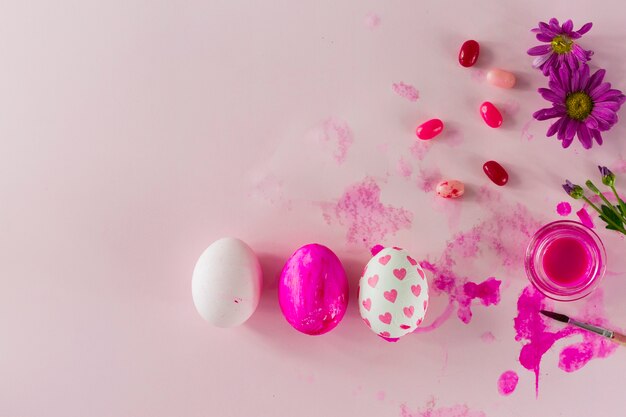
[486,69,516,89]
[278,244,348,335]
[480,101,503,128]
[358,247,429,340]
[436,180,465,198]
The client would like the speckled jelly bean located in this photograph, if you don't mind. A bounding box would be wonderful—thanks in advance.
[480,101,503,128]
[486,69,516,89]
[483,161,508,186]
[436,180,465,198]
[459,40,480,67]
[416,119,444,140]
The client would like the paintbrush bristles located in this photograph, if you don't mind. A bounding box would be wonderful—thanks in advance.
[540,310,570,323]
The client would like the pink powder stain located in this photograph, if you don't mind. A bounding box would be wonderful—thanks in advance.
[443,130,464,148]
[497,370,519,396]
[410,141,432,161]
[521,120,535,141]
[392,82,419,102]
[364,12,381,29]
[321,177,413,247]
[416,166,441,193]
[400,403,486,417]
[611,157,626,174]
[469,68,486,82]
[432,196,462,231]
[576,207,594,228]
[556,201,572,216]
[514,286,617,395]
[376,390,386,401]
[319,118,353,164]
[397,157,413,178]
[415,197,540,332]
[481,331,496,343]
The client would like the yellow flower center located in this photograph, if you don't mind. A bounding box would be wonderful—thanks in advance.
[551,35,573,54]
[565,92,593,121]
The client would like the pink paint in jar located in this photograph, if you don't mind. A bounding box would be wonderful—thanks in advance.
[525,220,606,301]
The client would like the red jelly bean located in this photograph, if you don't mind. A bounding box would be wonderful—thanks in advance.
[416,118,444,140]
[480,101,503,128]
[483,161,508,186]
[459,40,480,67]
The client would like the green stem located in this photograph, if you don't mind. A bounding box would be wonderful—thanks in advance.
[597,190,624,223]
[610,185,626,216]
[581,196,626,233]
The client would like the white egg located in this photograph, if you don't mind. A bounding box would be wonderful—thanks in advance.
[192,237,263,327]
[358,247,429,339]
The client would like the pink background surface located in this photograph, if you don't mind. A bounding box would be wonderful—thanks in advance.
[2,1,626,416]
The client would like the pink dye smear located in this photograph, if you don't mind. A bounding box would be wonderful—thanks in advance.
[521,120,535,141]
[397,157,413,178]
[416,166,441,193]
[321,177,413,247]
[497,370,519,396]
[400,402,485,417]
[319,118,353,164]
[556,201,572,216]
[481,331,496,343]
[364,12,381,29]
[514,286,617,395]
[410,141,432,161]
[576,207,594,228]
[392,82,419,102]
[414,189,540,331]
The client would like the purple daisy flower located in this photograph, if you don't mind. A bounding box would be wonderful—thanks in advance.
[533,64,626,149]
[528,18,593,75]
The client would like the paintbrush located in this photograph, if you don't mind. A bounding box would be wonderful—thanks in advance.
[540,310,626,346]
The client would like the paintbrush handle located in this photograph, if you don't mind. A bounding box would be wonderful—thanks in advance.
[612,332,626,346]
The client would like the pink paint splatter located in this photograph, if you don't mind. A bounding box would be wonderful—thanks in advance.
[481,331,496,343]
[497,370,519,396]
[319,118,353,164]
[364,12,381,29]
[397,157,413,178]
[521,120,535,141]
[400,402,486,417]
[576,207,594,228]
[376,390,386,401]
[514,286,617,394]
[321,177,413,247]
[392,82,419,102]
[458,278,501,323]
[416,166,440,193]
[410,141,432,161]
[556,201,572,216]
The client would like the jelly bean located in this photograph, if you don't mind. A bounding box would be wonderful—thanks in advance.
[459,40,480,67]
[416,119,444,140]
[480,101,503,128]
[483,161,508,186]
[486,69,516,89]
[436,180,465,198]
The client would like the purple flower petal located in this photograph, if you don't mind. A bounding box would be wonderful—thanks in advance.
[538,87,564,102]
[533,53,553,69]
[562,19,574,33]
[565,120,579,141]
[549,18,560,30]
[594,101,621,111]
[547,118,563,137]
[586,69,606,91]
[536,33,553,42]
[585,115,599,130]
[558,118,570,141]
[591,83,612,100]
[533,107,563,120]
[577,123,592,149]
[593,107,618,124]
[577,22,593,35]
[591,129,603,145]
[528,44,552,56]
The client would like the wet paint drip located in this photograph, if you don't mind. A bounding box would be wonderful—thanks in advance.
[497,370,519,396]
[319,118,353,164]
[392,82,419,102]
[514,286,618,394]
[400,402,486,417]
[321,177,413,247]
[556,201,572,216]
[576,207,594,228]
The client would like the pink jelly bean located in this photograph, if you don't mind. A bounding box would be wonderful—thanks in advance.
[483,160,508,186]
[480,101,503,128]
[416,119,444,140]
[436,180,465,198]
[459,40,480,67]
[486,69,516,89]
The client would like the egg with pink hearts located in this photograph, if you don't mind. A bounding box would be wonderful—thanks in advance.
[358,246,429,340]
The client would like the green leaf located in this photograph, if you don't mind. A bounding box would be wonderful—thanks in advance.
[600,204,623,227]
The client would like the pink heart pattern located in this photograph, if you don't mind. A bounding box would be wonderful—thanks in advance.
[379,312,392,324]
[384,289,397,303]
[378,255,391,265]
[358,247,429,339]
